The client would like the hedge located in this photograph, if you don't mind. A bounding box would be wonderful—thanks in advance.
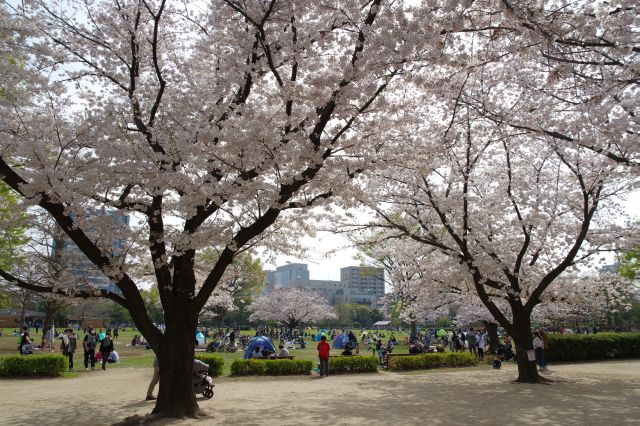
[546,332,640,362]
[389,352,478,371]
[0,355,67,377]
[329,356,378,374]
[230,359,313,376]
[194,354,225,377]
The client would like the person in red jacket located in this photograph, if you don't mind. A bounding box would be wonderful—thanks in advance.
[317,335,331,377]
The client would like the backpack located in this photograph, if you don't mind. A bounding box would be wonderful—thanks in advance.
[86,333,96,350]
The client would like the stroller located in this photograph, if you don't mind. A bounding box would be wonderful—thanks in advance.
[193,359,214,399]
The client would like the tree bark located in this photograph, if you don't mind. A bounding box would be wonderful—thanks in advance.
[153,308,200,418]
[511,313,541,383]
[482,321,499,354]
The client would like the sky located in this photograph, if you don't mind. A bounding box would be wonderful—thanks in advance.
[263,191,640,282]
[263,231,361,281]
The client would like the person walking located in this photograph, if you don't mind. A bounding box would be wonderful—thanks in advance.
[146,356,160,401]
[317,335,330,377]
[99,332,114,370]
[83,327,98,370]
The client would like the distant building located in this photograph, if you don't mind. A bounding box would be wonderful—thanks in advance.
[340,266,385,307]
[273,263,309,288]
[261,263,385,308]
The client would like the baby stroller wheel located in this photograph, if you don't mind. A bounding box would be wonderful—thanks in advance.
[203,388,214,399]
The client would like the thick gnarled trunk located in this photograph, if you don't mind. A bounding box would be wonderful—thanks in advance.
[511,314,540,383]
[153,308,199,418]
[482,321,499,354]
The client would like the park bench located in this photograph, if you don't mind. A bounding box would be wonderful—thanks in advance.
[252,355,296,360]
[384,353,415,368]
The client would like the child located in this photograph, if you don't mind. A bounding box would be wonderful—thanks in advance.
[317,335,330,377]
[492,354,502,369]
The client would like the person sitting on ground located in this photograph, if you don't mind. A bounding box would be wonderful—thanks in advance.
[107,350,119,363]
[18,325,32,354]
[341,342,353,356]
[251,346,263,358]
[131,335,138,346]
[278,344,290,357]
[206,340,220,352]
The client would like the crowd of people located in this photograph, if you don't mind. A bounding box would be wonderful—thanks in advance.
[16,324,119,371]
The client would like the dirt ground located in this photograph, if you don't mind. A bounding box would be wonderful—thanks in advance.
[2,360,639,425]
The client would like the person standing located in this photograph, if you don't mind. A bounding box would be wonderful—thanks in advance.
[99,332,114,370]
[229,329,236,348]
[67,329,77,371]
[60,329,70,366]
[43,326,54,352]
[113,326,119,341]
[83,327,98,370]
[466,329,477,357]
[317,335,330,377]
[477,333,485,360]
[533,331,547,371]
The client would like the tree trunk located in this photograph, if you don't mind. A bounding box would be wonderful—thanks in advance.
[153,309,200,418]
[410,320,417,342]
[482,321,499,354]
[19,302,26,327]
[511,313,540,383]
[41,301,55,347]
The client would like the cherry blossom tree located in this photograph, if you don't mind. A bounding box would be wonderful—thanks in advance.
[0,0,413,417]
[0,0,636,415]
[248,287,336,332]
[352,98,634,382]
[343,0,638,382]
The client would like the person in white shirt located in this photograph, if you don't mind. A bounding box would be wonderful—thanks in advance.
[477,334,485,360]
[533,331,547,371]
[278,345,290,357]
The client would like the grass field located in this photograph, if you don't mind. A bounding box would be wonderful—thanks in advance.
[1,327,415,376]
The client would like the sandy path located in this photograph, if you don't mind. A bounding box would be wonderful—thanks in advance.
[2,360,639,425]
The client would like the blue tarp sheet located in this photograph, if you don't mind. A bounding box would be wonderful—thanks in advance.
[314,329,328,341]
[243,336,276,359]
[332,333,350,349]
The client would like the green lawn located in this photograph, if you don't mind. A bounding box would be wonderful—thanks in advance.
[1,327,417,376]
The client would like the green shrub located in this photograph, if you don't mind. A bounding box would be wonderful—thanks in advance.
[194,354,225,377]
[389,352,478,371]
[329,356,378,374]
[230,359,313,376]
[0,355,67,377]
[546,332,640,362]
